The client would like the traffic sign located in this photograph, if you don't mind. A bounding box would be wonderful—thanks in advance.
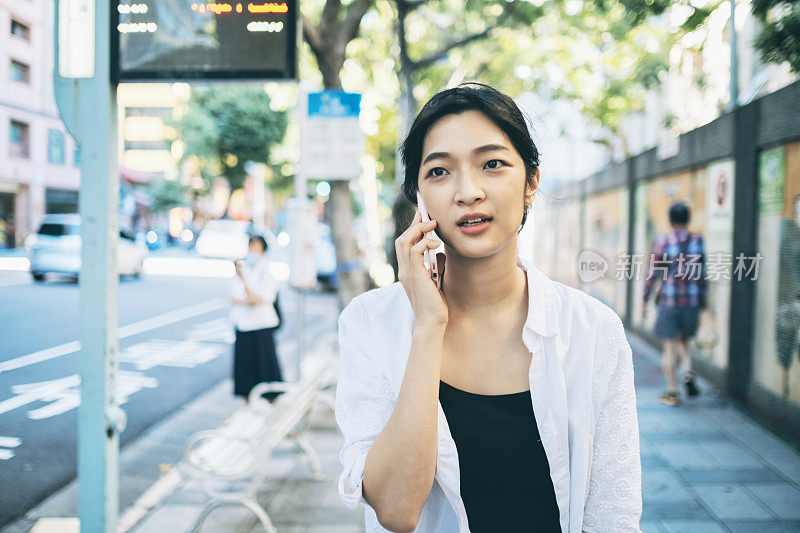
[301,90,364,180]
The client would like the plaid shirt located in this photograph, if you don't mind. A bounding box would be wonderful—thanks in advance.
[643,228,707,309]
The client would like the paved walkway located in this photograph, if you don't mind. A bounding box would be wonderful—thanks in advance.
[630,334,800,532]
[14,328,800,533]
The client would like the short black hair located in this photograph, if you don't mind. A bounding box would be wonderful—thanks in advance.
[669,202,690,226]
[399,82,540,228]
[248,234,268,252]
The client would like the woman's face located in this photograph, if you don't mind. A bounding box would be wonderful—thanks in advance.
[417,110,535,259]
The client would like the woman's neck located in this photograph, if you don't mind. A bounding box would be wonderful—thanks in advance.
[442,240,527,316]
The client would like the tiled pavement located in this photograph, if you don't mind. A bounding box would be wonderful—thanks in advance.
[127,398,364,533]
[629,334,800,532]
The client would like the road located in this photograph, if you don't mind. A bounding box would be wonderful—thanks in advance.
[0,257,338,528]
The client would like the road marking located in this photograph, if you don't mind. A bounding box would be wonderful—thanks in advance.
[0,372,158,419]
[0,257,30,271]
[0,298,227,373]
[0,436,21,460]
[120,340,226,370]
[185,318,235,344]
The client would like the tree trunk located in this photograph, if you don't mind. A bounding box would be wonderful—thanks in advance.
[302,1,374,307]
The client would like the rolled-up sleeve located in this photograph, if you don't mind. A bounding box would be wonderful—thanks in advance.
[335,298,396,510]
[583,313,642,532]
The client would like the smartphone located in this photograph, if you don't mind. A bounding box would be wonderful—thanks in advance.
[416,191,442,289]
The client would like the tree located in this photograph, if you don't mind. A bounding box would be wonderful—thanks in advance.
[176,85,288,190]
[302,0,376,306]
[752,0,800,73]
[148,179,188,214]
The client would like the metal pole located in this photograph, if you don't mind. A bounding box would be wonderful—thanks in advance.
[296,288,305,381]
[79,1,119,528]
[55,1,120,530]
[728,0,739,111]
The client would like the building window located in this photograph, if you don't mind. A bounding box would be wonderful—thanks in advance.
[9,120,30,158]
[74,143,81,165]
[48,129,66,164]
[10,19,30,41]
[10,59,30,83]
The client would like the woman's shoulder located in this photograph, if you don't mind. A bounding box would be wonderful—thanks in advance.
[543,275,627,353]
[549,277,621,325]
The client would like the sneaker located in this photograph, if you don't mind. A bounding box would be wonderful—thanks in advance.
[659,391,680,406]
[684,372,699,397]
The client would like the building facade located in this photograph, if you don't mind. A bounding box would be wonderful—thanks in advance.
[0,0,80,248]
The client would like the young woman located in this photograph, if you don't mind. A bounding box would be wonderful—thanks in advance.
[230,234,283,402]
[335,83,641,533]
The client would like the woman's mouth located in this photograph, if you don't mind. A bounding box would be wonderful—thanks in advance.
[456,216,492,235]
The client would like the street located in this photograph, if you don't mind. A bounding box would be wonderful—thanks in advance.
[0,257,337,528]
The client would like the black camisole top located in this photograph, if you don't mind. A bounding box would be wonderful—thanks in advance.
[438,380,561,533]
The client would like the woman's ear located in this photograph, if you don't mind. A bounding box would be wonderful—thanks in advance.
[524,167,540,206]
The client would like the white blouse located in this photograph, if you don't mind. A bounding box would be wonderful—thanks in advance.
[229,256,279,332]
[335,255,642,532]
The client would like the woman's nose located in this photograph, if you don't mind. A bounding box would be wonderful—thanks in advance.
[454,170,485,205]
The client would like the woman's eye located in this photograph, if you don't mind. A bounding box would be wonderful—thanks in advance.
[485,159,506,170]
[426,167,448,177]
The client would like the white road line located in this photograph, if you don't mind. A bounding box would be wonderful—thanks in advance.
[0,436,21,447]
[0,298,227,374]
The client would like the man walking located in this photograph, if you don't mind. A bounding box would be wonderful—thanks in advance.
[644,202,706,406]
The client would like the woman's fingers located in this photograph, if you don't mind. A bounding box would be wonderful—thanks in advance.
[395,219,437,251]
[410,238,441,256]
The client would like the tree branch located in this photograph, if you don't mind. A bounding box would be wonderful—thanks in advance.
[302,14,324,54]
[320,0,342,30]
[412,1,517,71]
[341,0,375,47]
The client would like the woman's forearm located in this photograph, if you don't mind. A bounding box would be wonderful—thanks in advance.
[362,325,445,531]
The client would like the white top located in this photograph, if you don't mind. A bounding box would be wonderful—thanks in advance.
[335,255,642,532]
[230,256,279,332]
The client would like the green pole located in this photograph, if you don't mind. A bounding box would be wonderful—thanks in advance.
[54,1,120,531]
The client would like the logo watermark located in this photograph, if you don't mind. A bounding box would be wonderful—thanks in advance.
[577,250,763,283]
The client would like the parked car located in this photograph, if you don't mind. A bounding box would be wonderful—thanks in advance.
[195,219,251,260]
[26,214,147,282]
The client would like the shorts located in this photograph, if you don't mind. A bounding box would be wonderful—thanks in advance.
[654,304,701,340]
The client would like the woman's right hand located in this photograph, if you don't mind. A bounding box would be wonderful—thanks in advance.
[395,211,448,328]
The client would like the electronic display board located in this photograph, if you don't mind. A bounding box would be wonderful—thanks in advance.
[112,1,297,81]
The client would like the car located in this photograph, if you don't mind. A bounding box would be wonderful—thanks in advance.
[26,214,147,282]
[195,219,250,260]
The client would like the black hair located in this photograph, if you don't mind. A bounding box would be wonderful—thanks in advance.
[669,202,690,226]
[399,82,540,228]
[248,234,268,252]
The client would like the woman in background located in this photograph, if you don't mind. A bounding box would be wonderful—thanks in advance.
[230,234,283,402]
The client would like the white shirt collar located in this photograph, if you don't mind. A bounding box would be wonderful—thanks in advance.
[517,254,559,338]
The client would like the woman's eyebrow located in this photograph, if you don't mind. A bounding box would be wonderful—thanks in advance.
[422,144,510,165]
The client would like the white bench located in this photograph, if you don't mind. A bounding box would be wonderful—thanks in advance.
[181,353,338,533]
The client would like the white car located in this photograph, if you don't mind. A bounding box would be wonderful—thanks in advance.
[27,214,146,282]
[195,219,250,260]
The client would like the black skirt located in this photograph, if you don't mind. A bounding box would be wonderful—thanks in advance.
[233,327,283,400]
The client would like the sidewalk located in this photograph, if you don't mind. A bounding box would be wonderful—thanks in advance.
[13,326,800,533]
[630,334,800,532]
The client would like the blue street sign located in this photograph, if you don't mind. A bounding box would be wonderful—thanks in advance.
[308,91,361,118]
